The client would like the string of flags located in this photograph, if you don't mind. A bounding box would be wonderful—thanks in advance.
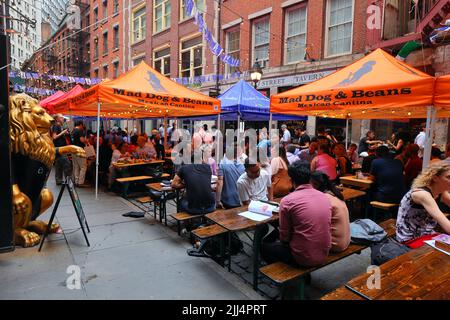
[12,84,57,96]
[9,71,102,85]
[186,0,240,68]
[172,71,247,86]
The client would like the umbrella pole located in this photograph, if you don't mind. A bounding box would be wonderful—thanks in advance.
[95,101,101,200]
[269,112,273,132]
[345,118,349,150]
[422,106,436,170]
[237,113,240,148]
[217,113,221,164]
[164,117,168,150]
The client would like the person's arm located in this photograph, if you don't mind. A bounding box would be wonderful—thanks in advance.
[278,201,291,243]
[171,174,185,189]
[412,190,450,234]
[395,139,404,151]
[52,128,68,140]
[310,157,317,172]
[215,171,224,209]
[237,180,250,206]
[338,157,348,175]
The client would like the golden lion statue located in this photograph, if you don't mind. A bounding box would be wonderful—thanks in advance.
[10,93,85,247]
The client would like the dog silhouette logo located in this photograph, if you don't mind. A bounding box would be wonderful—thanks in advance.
[336,61,376,87]
[146,71,167,92]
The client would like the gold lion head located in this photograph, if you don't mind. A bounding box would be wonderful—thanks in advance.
[10,93,55,169]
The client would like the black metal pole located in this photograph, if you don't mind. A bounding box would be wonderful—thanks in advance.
[0,0,14,253]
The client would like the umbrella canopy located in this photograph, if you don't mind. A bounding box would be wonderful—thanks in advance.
[434,74,450,116]
[271,49,437,119]
[52,61,220,118]
[218,79,306,121]
[39,90,65,109]
[47,85,85,108]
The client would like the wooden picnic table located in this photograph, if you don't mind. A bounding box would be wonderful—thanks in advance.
[340,176,374,190]
[343,245,450,300]
[206,199,282,290]
[341,187,366,201]
[112,159,165,168]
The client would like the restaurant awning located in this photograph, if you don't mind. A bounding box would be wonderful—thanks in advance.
[271,49,436,119]
[52,61,220,118]
[434,74,450,116]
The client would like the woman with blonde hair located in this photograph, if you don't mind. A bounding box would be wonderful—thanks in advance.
[396,163,450,248]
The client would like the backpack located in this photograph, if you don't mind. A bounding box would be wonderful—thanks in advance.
[350,219,387,245]
[370,238,411,265]
[204,233,243,257]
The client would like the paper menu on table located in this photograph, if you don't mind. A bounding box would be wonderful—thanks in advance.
[432,234,450,245]
[238,211,271,222]
[424,240,450,256]
[248,200,277,217]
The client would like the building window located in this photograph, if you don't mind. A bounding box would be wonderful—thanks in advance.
[252,18,270,68]
[180,36,202,78]
[94,38,99,60]
[102,0,108,20]
[180,0,205,21]
[113,61,119,78]
[103,65,109,78]
[113,0,119,14]
[132,55,145,66]
[154,0,171,33]
[113,25,119,49]
[103,32,108,55]
[326,0,353,57]
[285,6,307,64]
[94,69,99,79]
[132,5,146,43]
[225,29,240,74]
[94,7,99,27]
[153,47,170,77]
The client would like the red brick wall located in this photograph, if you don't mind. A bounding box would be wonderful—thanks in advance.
[220,0,368,71]
[90,0,124,78]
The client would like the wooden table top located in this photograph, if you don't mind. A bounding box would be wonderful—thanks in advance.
[146,182,173,192]
[346,245,450,300]
[340,176,374,189]
[206,199,281,232]
[341,187,366,201]
[113,160,165,168]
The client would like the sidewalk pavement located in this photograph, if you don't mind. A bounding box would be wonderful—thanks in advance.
[0,175,373,300]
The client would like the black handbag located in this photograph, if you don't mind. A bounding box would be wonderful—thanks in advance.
[370,237,411,265]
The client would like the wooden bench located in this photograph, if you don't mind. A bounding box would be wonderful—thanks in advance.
[370,201,399,220]
[137,196,153,204]
[116,175,153,197]
[259,218,397,300]
[192,224,228,240]
[170,212,204,235]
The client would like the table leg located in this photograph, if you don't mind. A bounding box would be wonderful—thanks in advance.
[253,225,264,291]
[228,232,232,272]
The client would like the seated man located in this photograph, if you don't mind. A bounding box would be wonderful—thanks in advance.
[216,145,245,209]
[369,146,407,204]
[286,144,300,165]
[261,160,332,267]
[297,142,318,163]
[135,135,156,159]
[237,158,273,205]
[171,156,216,215]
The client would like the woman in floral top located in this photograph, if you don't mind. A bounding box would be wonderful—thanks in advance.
[396,163,450,248]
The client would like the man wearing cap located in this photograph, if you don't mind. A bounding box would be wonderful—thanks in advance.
[280,124,291,145]
[51,114,72,185]
[414,123,426,158]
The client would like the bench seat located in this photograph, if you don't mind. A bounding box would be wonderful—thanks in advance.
[192,224,228,240]
[136,196,153,204]
[116,176,153,183]
[170,212,204,235]
[370,201,398,211]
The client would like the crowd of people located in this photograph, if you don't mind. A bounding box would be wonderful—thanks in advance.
[51,117,450,268]
[167,123,450,269]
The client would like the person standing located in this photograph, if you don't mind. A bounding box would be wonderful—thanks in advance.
[51,114,72,185]
[280,124,291,145]
[358,130,383,157]
[414,124,426,158]
[72,120,89,187]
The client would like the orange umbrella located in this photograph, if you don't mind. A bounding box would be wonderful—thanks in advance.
[52,61,220,118]
[271,49,436,119]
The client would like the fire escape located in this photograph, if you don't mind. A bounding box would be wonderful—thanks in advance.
[66,0,90,77]
[375,0,450,49]
[41,47,58,73]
